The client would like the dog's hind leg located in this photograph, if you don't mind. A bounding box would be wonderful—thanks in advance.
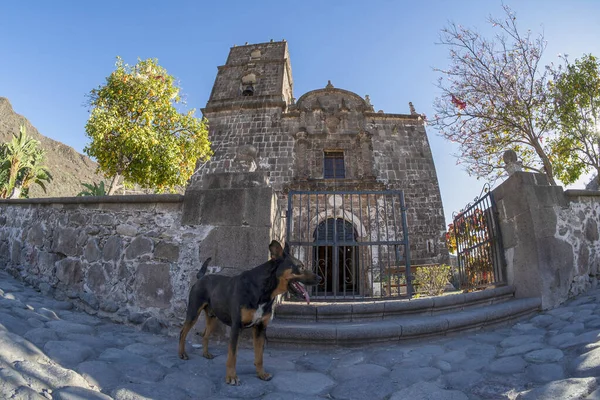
[178,300,207,360]
[253,324,272,381]
[202,312,217,359]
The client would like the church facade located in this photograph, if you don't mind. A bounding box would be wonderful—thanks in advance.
[192,40,448,298]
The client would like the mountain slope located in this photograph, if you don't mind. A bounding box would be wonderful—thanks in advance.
[0,97,105,198]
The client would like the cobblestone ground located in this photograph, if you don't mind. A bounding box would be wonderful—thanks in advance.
[1,270,600,400]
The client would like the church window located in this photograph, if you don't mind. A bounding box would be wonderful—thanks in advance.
[324,151,345,179]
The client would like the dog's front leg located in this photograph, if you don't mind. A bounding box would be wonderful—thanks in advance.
[253,324,271,381]
[225,324,241,385]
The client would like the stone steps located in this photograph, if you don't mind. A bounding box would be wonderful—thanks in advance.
[268,287,541,346]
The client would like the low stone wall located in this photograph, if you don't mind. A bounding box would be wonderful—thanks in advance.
[493,172,600,309]
[0,173,280,340]
[0,195,212,333]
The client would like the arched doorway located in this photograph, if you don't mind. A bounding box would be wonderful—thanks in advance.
[313,218,359,296]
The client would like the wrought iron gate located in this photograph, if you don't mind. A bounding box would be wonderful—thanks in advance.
[452,186,506,291]
[286,190,412,300]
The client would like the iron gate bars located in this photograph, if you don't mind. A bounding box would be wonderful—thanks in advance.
[286,190,412,300]
[452,185,506,291]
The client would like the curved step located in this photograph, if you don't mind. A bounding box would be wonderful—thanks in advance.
[275,285,516,322]
[268,297,541,346]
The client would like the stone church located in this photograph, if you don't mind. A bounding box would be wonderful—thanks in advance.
[190,40,448,298]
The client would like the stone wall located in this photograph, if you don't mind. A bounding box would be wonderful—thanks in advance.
[0,195,208,333]
[493,172,600,309]
[0,175,279,337]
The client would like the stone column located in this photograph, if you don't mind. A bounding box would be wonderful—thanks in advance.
[182,171,277,275]
[492,171,573,309]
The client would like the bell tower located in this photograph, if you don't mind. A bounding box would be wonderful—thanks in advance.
[204,40,294,113]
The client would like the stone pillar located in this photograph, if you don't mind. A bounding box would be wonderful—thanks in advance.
[492,171,573,309]
[182,171,277,275]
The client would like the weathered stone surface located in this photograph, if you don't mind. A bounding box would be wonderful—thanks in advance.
[571,347,600,377]
[112,383,190,400]
[133,263,173,308]
[443,371,483,390]
[331,376,396,400]
[55,258,83,286]
[116,224,138,237]
[154,241,180,262]
[271,371,335,395]
[331,363,389,382]
[43,341,94,368]
[0,311,33,335]
[524,348,564,363]
[46,320,95,335]
[500,334,544,348]
[162,372,215,398]
[52,227,79,256]
[111,360,167,384]
[218,376,271,398]
[526,363,565,383]
[79,292,99,310]
[390,366,441,387]
[100,300,119,313]
[487,356,527,374]
[499,342,545,357]
[125,237,153,259]
[84,239,101,262]
[517,377,597,400]
[140,317,166,334]
[52,386,112,400]
[23,328,59,347]
[390,381,468,400]
[87,264,107,294]
[14,359,92,392]
[102,237,122,261]
[0,331,49,364]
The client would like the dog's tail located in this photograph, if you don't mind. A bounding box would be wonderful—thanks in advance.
[197,257,212,279]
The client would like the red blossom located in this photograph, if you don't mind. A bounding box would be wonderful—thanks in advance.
[451,94,467,110]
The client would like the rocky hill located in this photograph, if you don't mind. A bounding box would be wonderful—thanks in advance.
[0,97,105,198]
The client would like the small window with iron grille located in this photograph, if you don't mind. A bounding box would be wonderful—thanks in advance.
[323,151,345,179]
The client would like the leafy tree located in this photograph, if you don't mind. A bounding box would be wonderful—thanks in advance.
[0,125,52,199]
[85,57,212,195]
[77,181,107,196]
[549,54,600,185]
[432,5,558,185]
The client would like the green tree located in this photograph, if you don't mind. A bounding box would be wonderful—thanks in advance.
[549,54,600,185]
[85,57,212,195]
[432,5,557,185]
[0,125,52,199]
[77,181,107,196]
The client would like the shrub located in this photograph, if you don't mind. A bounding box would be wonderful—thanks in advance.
[413,264,452,296]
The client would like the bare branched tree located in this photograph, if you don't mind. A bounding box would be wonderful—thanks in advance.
[432,5,557,185]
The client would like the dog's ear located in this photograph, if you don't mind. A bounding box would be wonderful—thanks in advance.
[283,242,291,255]
[269,240,283,259]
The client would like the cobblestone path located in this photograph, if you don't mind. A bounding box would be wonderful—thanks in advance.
[1,270,600,399]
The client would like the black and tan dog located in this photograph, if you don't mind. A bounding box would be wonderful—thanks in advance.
[178,240,320,385]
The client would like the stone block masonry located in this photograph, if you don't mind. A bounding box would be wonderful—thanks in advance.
[493,171,600,309]
[0,179,279,336]
[195,40,449,266]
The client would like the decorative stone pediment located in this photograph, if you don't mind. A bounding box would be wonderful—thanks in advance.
[295,88,371,135]
[296,88,371,114]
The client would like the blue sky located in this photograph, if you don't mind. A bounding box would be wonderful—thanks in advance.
[2,1,600,226]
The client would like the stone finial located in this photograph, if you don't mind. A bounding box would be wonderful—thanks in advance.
[503,149,522,176]
[409,102,417,115]
[365,95,372,106]
[326,80,334,89]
